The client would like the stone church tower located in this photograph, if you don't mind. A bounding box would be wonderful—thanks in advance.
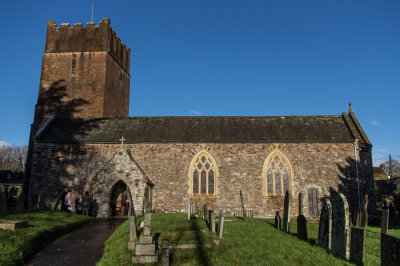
[34,17,130,125]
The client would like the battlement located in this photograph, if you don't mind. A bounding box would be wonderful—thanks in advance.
[45,17,130,72]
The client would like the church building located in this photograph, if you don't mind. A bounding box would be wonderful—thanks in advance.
[24,18,376,219]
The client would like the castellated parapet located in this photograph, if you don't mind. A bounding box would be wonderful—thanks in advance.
[45,18,130,73]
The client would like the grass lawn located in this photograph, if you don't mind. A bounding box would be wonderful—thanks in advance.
[0,210,94,266]
[101,213,400,265]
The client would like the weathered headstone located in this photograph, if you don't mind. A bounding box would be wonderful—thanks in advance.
[132,212,158,263]
[128,206,137,250]
[161,239,169,266]
[318,198,332,250]
[187,203,191,220]
[331,193,350,260]
[0,189,7,215]
[52,193,62,212]
[210,210,216,233]
[360,194,368,227]
[381,208,389,234]
[192,199,197,213]
[16,194,24,213]
[218,213,224,238]
[350,227,366,265]
[203,204,208,220]
[297,193,308,241]
[283,190,291,233]
[381,233,400,266]
[274,211,281,230]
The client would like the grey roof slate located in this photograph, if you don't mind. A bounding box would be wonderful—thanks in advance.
[37,116,355,143]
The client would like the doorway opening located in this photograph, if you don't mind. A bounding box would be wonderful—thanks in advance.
[109,180,129,217]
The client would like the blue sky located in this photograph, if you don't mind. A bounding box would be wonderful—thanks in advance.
[0,0,399,165]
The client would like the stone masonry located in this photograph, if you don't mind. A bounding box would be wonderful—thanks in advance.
[29,141,373,218]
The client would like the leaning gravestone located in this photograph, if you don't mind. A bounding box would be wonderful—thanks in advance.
[132,212,158,263]
[331,193,350,260]
[0,190,7,215]
[283,191,291,233]
[381,233,400,265]
[274,211,281,230]
[381,207,389,234]
[297,193,308,241]
[318,198,332,250]
[350,227,366,265]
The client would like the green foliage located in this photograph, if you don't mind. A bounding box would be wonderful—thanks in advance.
[0,210,94,265]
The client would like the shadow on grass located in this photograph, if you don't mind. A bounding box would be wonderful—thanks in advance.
[191,219,211,266]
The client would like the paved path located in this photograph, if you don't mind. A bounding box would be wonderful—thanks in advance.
[30,218,126,266]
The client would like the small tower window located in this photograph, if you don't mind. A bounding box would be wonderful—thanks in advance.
[71,54,76,75]
[117,68,122,79]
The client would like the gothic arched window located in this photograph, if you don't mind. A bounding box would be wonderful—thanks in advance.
[188,151,218,196]
[262,150,293,196]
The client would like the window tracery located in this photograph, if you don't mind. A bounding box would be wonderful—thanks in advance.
[189,151,218,196]
[263,150,292,196]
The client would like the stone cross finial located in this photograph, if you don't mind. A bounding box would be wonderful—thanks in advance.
[349,102,353,113]
[119,136,126,146]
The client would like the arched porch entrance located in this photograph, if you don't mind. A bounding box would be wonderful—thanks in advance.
[109,180,130,217]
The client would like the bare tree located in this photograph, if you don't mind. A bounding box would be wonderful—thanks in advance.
[0,145,27,172]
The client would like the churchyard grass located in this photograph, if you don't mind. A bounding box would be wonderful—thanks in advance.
[0,210,94,265]
[99,213,354,265]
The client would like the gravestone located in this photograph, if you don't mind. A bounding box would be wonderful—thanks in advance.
[187,203,191,220]
[203,204,208,220]
[318,198,332,250]
[0,190,7,215]
[381,233,400,265]
[192,199,197,213]
[350,227,366,265]
[381,208,389,234]
[274,211,281,230]
[161,239,169,266]
[297,193,308,241]
[16,194,24,213]
[360,194,368,227]
[331,193,350,260]
[218,213,224,238]
[210,210,216,233]
[132,212,158,263]
[283,191,291,233]
[128,206,137,250]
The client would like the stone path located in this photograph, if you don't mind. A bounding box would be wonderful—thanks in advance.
[29,218,126,266]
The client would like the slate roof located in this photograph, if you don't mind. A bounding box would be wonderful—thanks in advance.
[37,116,356,144]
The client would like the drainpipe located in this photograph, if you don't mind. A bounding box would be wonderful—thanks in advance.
[354,140,361,213]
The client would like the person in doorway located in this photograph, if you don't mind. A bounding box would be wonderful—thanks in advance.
[81,191,91,216]
[60,187,68,212]
[123,200,130,216]
[75,194,83,214]
[64,190,72,213]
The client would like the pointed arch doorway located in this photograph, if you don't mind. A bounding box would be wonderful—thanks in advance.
[109,180,131,217]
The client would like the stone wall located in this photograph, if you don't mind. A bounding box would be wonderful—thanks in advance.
[29,142,375,218]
